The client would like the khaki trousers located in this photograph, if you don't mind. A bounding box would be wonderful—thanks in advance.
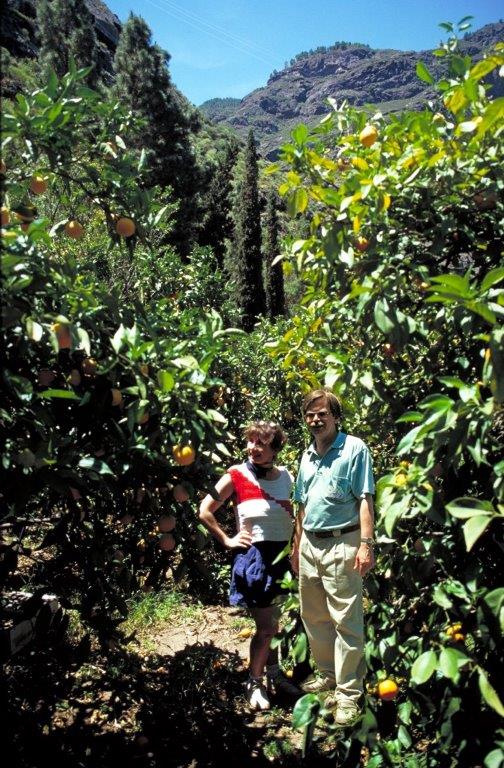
[299,528,365,705]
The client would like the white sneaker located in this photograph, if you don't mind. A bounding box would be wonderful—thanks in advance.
[301,674,336,694]
[246,677,270,711]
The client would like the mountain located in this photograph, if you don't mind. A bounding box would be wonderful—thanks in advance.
[1,0,121,85]
[200,22,504,159]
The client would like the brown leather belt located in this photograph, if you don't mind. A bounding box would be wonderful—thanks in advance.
[308,523,360,539]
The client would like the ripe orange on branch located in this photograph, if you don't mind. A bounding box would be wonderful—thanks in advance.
[115,217,136,237]
[172,484,190,503]
[172,444,196,466]
[65,220,84,239]
[378,679,399,701]
[52,322,72,350]
[359,124,378,148]
[355,236,369,252]
[82,357,97,376]
[157,514,176,533]
[158,533,176,551]
[30,175,48,195]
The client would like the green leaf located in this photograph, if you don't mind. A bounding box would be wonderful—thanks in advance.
[433,584,453,609]
[484,748,504,768]
[411,650,437,684]
[39,389,80,400]
[484,588,504,616]
[447,498,494,519]
[291,124,309,145]
[416,61,434,84]
[463,515,492,551]
[481,268,504,293]
[26,318,43,341]
[439,647,461,681]
[292,693,319,729]
[78,457,114,476]
[157,369,175,392]
[111,324,125,354]
[288,188,309,216]
[478,667,504,717]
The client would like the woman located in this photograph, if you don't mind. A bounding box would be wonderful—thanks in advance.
[199,420,294,711]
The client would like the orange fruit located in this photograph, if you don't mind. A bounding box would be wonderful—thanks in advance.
[30,175,48,195]
[1,207,10,226]
[446,622,462,637]
[378,679,399,701]
[172,444,196,466]
[157,514,176,533]
[68,368,81,387]
[52,322,72,350]
[115,217,136,237]
[65,220,84,239]
[359,124,378,148]
[158,533,176,551]
[82,357,97,376]
[137,410,150,425]
[111,388,123,406]
[38,369,56,387]
[172,484,189,503]
[355,236,369,252]
[237,627,253,639]
[17,448,36,468]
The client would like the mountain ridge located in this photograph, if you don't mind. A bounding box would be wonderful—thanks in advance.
[200,21,504,158]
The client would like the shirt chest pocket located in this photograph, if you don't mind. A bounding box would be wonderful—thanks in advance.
[326,475,350,501]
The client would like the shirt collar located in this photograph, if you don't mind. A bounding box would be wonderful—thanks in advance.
[307,431,346,458]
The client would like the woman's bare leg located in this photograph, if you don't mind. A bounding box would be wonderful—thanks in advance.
[248,605,279,678]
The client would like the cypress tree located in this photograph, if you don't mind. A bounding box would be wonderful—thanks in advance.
[37,0,100,86]
[113,14,201,256]
[200,138,240,266]
[233,130,266,331]
[264,191,285,319]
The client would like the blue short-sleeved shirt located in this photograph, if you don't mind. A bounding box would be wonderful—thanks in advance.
[294,431,375,531]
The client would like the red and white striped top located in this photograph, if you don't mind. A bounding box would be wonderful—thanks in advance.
[228,463,294,543]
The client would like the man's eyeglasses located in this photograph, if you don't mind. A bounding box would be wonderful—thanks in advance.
[305,410,330,421]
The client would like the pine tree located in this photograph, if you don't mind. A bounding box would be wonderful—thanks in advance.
[233,130,266,331]
[113,14,201,256]
[36,0,100,86]
[264,191,285,319]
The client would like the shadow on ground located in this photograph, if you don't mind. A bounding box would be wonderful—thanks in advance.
[4,633,337,767]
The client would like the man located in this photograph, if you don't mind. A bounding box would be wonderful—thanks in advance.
[290,388,375,726]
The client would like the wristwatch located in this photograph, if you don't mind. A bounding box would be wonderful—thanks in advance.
[360,537,375,546]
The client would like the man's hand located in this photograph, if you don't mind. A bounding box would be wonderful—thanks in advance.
[354,542,375,576]
[290,546,299,575]
[225,530,253,549]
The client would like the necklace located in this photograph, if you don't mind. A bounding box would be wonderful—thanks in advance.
[245,459,274,479]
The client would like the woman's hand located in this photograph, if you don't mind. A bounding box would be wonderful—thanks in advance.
[226,530,253,549]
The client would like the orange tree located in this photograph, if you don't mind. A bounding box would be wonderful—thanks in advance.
[268,25,504,766]
[0,65,240,644]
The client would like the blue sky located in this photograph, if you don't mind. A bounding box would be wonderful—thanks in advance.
[105,0,503,105]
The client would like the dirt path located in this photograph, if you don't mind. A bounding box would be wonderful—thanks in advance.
[153,605,252,660]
